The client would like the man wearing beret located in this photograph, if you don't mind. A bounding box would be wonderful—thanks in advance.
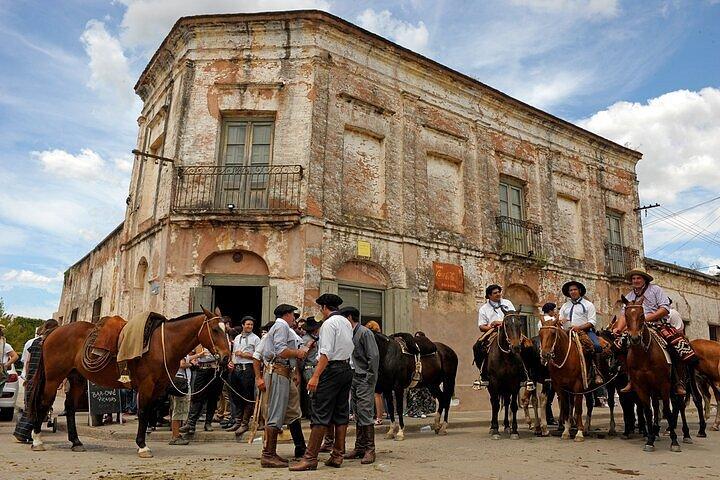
[259,304,308,468]
[291,293,354,471]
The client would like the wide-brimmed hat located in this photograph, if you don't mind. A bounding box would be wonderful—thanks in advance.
[316,293,343,309]
[625,268,653,284]
[303,316,321,331]
[562,281,586,297]
[273,303,298,317]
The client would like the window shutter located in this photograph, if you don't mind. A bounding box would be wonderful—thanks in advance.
[191,286,213,312]
[261,285,278,325]
[319,279,339,295]
[384,288,411,334]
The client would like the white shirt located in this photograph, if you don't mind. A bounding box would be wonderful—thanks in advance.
[232,332,260,365]
[317,313,354,361]
[667,309,684,331]
[21,336,39,380]
[1,341,15,365]
[478,299,515,327]
[253,335,268,362]
[559,298,596,329]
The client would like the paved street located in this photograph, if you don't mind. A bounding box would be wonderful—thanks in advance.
[3,407,720,479]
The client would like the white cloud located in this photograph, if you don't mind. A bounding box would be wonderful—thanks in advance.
[117,0,332,52]
[508,0,619,18]
[578,87,720,204]
[357,9,430,54]
[0,269,63,291]
[80,20,136,108]
[33,148,105,180]
[113,156,134,173]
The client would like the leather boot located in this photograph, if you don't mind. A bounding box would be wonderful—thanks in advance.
[319,425,335,453]
[261,427,288,468]
[361,425,376,464]
[289,425,327,471]
[325,424,348,468]
[674,363,687,396]
[235,404,253,437]
[593,355,604,385]
[620,381,633,393]
[288,419,306,459]
[343,425,366,459]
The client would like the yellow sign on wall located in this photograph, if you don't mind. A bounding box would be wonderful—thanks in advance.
[357,240,372,258]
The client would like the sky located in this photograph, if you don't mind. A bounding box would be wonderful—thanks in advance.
[0,0,719,318]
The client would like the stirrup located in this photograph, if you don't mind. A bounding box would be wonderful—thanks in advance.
[525,381,535,392]
[118,374,131,384]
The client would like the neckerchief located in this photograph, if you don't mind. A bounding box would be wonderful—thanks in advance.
[568,297,586,322]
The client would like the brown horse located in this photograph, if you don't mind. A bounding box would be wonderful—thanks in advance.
[538,318,595,442]
[28,307,230,457]
[690,338,720,433]
[622,296,682,452]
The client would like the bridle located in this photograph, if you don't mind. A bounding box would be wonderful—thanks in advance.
[497,314,523,355]
[539,324,572,369]
[625,305,651,352]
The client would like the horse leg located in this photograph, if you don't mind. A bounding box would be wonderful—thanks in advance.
[385,392,397,439]
[519,387,532,430]
[490,390,501,439]
[428,385,443,433]
[394,388,405,441]
[652,397,661,439]
[32,377,63,451]
[503,394,510,433]
[584,392,594,437]
[712,384,720,431]
[619,393,634,439]
[510,392,520,439]
[678,395,692,444]
[136,390,154,458]
[607,383,617,436]
[66,373,86,451]
[538,384,549,437]
[666,396,681,452]
[574,394,585,442]
[560,393,571,440]
[643,401,655,451]
[689,374,706,438]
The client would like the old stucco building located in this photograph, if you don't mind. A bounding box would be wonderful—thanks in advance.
[55,10,720,409]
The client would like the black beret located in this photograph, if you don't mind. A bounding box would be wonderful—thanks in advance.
[303,316,322,331]
[541,302,557,314]
[240,315,256,324]
[273,303,298,317]
[339,306,360,320]
[316,293,343,308]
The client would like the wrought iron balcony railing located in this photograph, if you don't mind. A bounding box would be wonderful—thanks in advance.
[172,164,302,214]
[604,242,639,277]
[496,216,544,258]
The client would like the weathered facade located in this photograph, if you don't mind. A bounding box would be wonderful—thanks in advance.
[55,11,719,409]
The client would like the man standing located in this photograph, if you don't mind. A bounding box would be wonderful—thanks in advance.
[300,317,321,418]
[474,284,516,388]
[291,293,354,471]
[258,304,308,468]
[179,344,223,434]
[614,269,696,395]
[227,316,259,436]
[340,306,380,464]
[559,281,603,385]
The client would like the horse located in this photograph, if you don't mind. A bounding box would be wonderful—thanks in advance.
[27,307,231,457]
[373,331,458,441]
[519,337,551,437]
[689,338,720,434]
[622,296,683,452]
[538,318,604,442]
[472,314,529,439]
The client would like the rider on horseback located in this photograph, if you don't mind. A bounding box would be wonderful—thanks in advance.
[559,281,604,386]
[475,284,534,391]
[613,268,697,396]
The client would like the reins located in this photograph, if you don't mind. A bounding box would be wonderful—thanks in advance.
[539,325,573,369]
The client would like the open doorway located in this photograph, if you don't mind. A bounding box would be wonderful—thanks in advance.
[213,286,263,335]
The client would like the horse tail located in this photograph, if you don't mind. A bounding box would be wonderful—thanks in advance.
[27,347,47,422]
[440,344,458,399]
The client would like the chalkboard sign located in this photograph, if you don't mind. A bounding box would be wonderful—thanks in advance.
[87,381,121,416]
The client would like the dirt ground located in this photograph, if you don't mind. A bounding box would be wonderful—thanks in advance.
[3,407,720,480]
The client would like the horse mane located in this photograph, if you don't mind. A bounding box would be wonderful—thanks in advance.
[167,312,203,322]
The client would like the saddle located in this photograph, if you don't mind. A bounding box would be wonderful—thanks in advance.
[392,333,439,388]
[575,331,612,357]
[117,311,167,363]
[89,316,127,355]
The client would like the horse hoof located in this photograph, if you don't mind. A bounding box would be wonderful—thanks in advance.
[31,444,46,452]
[510,434,520,440]
[643,445,655,452]
[574,435,585,443]
[395,430,405,441]
[710,425,719,431]
[504,427,511,434]
[438,425,448,436]
[698,432,707,438]
[682,437,693,444]
[608,430,616,437]
[671,444,682,452]
[71,445,86,452]
[561,433,570,440]
[385,433,395,440]
[492,434,501,440]
[137,447,153,458]
[621,434,630,440]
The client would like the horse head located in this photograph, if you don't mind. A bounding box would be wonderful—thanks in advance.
[538,317,563,365]
[621,295,646,346]
[199,306,231,366]
[502,312,525,354]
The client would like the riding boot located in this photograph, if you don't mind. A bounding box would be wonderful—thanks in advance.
[620,380,633,394]
[361,426,376,464]
[319,425,335,453]
[325,424,348,468]
[289,425,327,471]
[674,362,687,396]
[593,354,604,385]
[179,402,200,434]
[288,419,307,459]
[234,404,253,437]
[261,427,288,468]
[344,424,366,459]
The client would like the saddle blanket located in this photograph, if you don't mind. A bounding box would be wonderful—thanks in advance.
[117,310,165,362]
[655,324,697,362]
[90,316,127,355]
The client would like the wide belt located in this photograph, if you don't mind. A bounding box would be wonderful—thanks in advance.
[197,362,218,369]
[234,362,253,371]
[270,363,292,379]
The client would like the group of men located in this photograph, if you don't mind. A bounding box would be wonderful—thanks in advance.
[474,268,696,395]
[251,293,380,470]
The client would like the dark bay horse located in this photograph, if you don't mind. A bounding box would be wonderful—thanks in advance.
[538,318,596,442]
[374,331,458,440]
[28,307,230,457]
[472,314,527,439]
[623,296,682,452]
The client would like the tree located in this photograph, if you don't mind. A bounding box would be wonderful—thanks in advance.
[3,316,44,357]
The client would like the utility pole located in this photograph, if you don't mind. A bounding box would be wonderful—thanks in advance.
[634,203,660,217]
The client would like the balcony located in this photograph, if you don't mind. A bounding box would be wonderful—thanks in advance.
[605,242,639,277]
[172,164,303,215]
[496,216,545,259]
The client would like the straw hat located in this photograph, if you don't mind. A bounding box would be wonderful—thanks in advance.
[625,268,653,284]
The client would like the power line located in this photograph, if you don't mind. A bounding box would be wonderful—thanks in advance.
[647,206,720,255]
[643,195,720,227]
[663,211,720,257]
